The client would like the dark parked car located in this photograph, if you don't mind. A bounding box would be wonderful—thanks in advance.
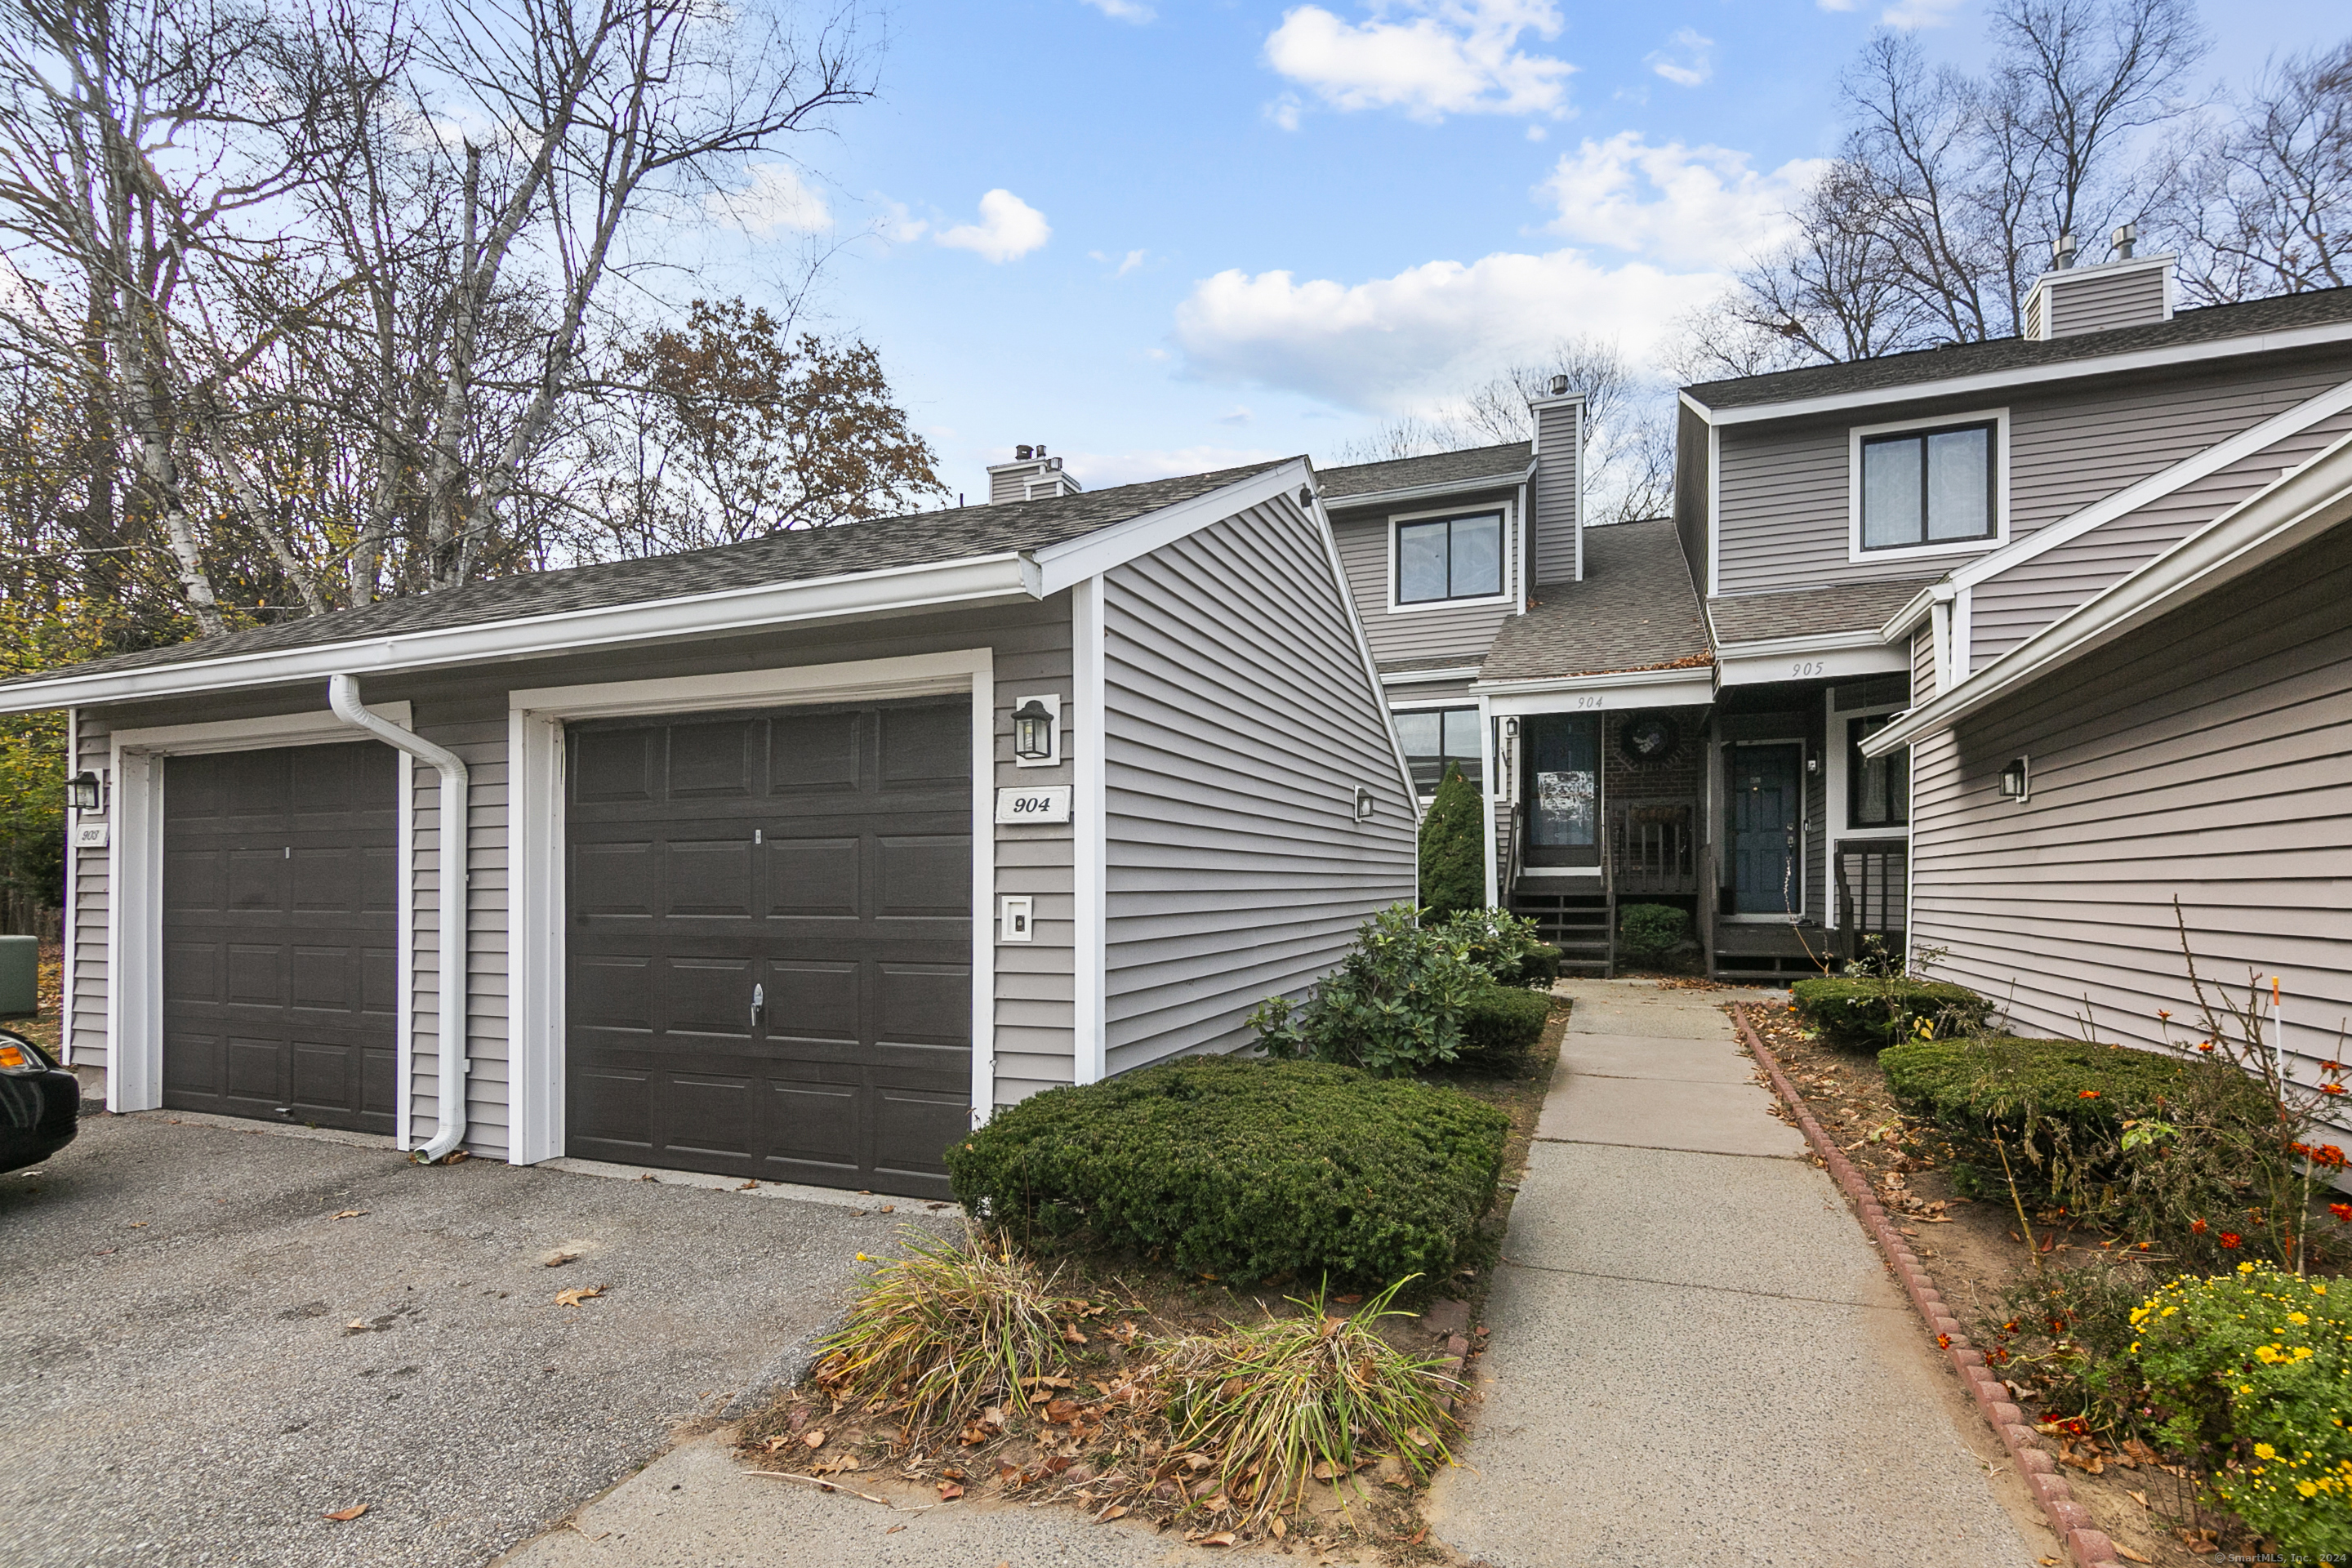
[1,1029,78,1172]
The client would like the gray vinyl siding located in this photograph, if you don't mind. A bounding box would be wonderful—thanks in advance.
[1531,399,1581,585]
[1382,675,1477,702]
[1968,403,2352,670]
[1713,354,2352,597]
[71,599,1078,1149]
[1102,498,1418,1076]
[1908,521,2352,1152]
[1674,402,1710,599]
[1330,497,1521,668]
[2047,266,2167,338]
[66,712,110,1068]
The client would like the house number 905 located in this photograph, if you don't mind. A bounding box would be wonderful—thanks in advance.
[1790,660,1826,677]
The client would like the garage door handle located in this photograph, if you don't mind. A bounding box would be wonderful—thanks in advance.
[751,984,764,1028]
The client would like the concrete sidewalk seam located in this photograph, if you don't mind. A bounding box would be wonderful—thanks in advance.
[1529,1131,1804,1159]
[1732,1003,2127,1568]
[1498,1257,1901,1310]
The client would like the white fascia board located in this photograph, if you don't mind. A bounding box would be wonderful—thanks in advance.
[0,553,1037,714]
[1477,666,1717,713]
[1881,581,1957,641]
[1028,461,1311,594]
[1682,319,2352,428]
[1950,372,2352,590]
[1863,430,2352,757]
[1716,630,1912,688]
[1381,666,1484,686]
[1319,462,1537,515]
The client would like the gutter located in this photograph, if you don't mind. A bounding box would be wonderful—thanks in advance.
[329,675,470,1163]
[1321,461,1537,513]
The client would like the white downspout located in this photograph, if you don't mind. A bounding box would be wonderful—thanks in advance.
[329,675,470,1163]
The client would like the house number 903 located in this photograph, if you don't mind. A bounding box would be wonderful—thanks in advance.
[1790,660,1826,678]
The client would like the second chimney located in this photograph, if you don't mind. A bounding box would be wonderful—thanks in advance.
[987,443,1085,504]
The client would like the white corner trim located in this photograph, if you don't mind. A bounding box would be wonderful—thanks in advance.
[1881,580,1957,641]
[1071,577,1107,1087]
[102,702,415,1117]
[1846,408,2011,564]
[1951,372,2352,590]
[60,708,76,1065]
[503,649,999,1162]
[0,558,1036,715]
[1864,428,2352,755]
[1381,498,1518,616]
[1682,318,2352,427]
[1029,461,1311,595]
[1479,694,1499,909]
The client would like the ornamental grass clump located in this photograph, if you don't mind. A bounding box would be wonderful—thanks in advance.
[1164,1279,1460,1530]
[809,1228,1091,1436]
[2128,1265,2352,1556]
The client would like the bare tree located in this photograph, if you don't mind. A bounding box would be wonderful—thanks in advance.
[2166,42,2352,303]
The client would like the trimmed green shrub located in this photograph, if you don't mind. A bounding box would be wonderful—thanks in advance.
[1456,983,1551,1073]
[945,1056,1512,1286]
[1417,767,1483,920]
[2128,1267,2352,1554]
[1791,974,1990,1051]
[1251,904,1488,1076]
[1882,1036,2285,1250]
[1616,903,1689,959]
[1435,906,1560,990]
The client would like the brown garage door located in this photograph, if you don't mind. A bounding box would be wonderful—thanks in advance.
[564,699,973,1197]
[162,742,400,1133]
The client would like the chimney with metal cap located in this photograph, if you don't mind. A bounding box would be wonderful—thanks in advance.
[1527,374,1584,584]
[2021,227,2174,341]
[986,442,1085,504]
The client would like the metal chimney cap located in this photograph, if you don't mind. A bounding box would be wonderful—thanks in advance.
[1548,374,1570,397]
[2111,222,2138,259]
[2053,232,2078,268]
[1014,444,1033,461]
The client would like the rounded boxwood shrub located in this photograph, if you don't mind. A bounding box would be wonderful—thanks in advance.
[1616,902,1689,959]
[944,1056,1511,1287]
[1880,1036,2280,1232]
[1455,983,1552,1073]
[1790,975,1989,1051]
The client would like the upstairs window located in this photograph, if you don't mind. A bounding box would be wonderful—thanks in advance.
[1860,421,1996,550]
[1396,512,1503,604]
[1395,706,1483,795]
[1847,715,1909,828]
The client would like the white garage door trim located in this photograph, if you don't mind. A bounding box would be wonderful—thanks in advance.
[105,705,415,1127]
[506,650,998,1168]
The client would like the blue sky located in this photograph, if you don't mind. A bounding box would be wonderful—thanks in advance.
[689,0,2343,499]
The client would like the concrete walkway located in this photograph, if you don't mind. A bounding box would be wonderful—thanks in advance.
[1426,979,2051,1567]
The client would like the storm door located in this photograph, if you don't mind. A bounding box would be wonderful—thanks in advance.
[1521,713,1600,867]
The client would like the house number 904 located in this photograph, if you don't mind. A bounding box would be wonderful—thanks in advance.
[1790,660,1826,677]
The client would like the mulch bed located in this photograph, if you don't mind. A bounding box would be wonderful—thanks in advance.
[1740,999,2261,1566]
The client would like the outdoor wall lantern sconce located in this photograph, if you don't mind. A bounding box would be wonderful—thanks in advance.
[2000,756,2030,802]
[1011,695,1062,768]
[1354,785,1376,822]
[66,771,102,812]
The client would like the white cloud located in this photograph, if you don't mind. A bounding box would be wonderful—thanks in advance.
[708,163,830,236]
[1880,0,1964,24]
[1173,249,1722,412]
[1263,1,1575,122]
[1526,123,1548,141]
[1087,247,1149,276]
[1539,132,1826,271]
[934,189,1051,263]
[1646,28,1714,88]
[1080,0,1155,20]
[1816,0,1857,10]
[1217,406,1254,425]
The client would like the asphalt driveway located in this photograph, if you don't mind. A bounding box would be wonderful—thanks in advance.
[0,1111,939,1567]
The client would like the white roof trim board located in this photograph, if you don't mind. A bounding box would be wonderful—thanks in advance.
[0,461,1312,714]
[1321,462,1538,512]
[1862,428,2352,756]
[1681,318,2352,427]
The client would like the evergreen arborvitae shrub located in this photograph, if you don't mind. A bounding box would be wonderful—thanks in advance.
[1790,974,1989,1051]
[944,1056,1511,1287]
[1417,767,1483,920]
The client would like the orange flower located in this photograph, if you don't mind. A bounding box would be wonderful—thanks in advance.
[2197,1041,2216,1053]
[2220,1232,2243,1249]
[2078,1089,2101,1099]
[2323,1083,2347,1097]
[2191,1218,2209,1234]
[2330,1202,2351,1224]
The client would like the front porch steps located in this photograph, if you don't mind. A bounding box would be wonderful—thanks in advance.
[1508,887,1613,978]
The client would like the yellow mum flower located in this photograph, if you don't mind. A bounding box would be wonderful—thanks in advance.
[2301,1481,2320,1498]
[2289,1311,2310,1325]
[2256,1442,2278,1459]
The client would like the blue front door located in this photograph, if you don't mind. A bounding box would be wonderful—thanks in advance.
[1731,743,1802,915]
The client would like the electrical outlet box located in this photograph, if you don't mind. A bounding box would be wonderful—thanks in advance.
[999,895,1035,943]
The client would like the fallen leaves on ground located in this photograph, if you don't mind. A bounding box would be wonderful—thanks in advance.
[321,1504,368,1521]
[936,1480,964,1501]
[2114,1548,2152,1564]
[332,1209,366,1219]
[553,1285,605,1307]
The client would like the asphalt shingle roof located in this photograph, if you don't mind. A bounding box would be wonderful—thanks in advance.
[1707,577,1939,645]
[1685,286,2352,412]
[1477,520,1711,684]
[5,461,1293,690]
[1318,442,1532,502]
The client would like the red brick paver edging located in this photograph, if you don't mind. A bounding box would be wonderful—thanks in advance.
[1731,1003,2126,1568]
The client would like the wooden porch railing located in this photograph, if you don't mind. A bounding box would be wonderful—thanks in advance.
[1608,800,1699,896]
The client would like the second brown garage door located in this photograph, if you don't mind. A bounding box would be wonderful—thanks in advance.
[564,698,973,1197]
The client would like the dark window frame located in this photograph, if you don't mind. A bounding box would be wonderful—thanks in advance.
[1858,419,1998,552]
[1394,510,1507,605]
[1395,705,1484,797]
[1846,714,1909,828]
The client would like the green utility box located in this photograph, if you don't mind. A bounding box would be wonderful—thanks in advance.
[0,935,38,1018]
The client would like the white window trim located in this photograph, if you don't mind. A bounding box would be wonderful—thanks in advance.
[1822,690,1909,930]
[1388,696,1489,804]
[102,705,415,1129]
[1385,501,1517,615]
[1847,408,2011,564]
[1721,737,1808,923]
[505,650,996,1168]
